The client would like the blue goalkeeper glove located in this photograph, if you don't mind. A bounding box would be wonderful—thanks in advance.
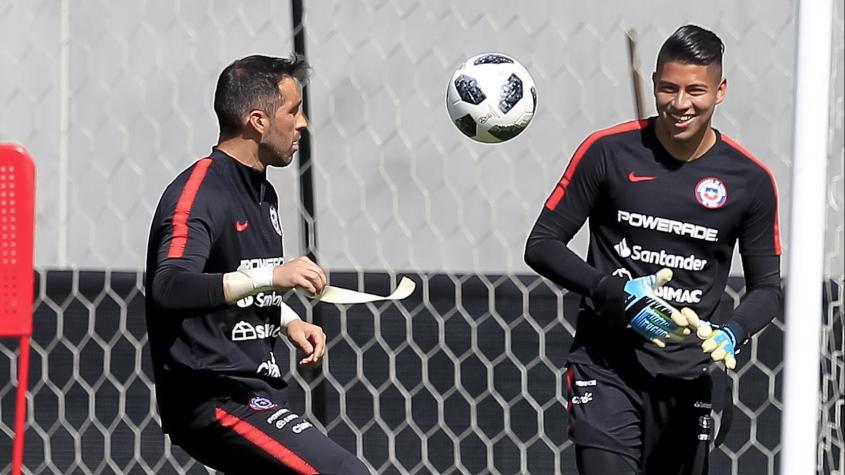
[622,269,696,347]
[696,322,738,369]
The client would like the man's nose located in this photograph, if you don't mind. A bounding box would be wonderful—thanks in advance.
[671,92,691,109]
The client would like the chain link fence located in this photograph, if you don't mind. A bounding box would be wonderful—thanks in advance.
[0,271,803,474]
[1,0,843,473]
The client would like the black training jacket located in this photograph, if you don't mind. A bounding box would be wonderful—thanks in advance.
[145,148,290,431]
[525,118,782,379]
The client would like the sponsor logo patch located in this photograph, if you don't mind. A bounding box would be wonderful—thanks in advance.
[239,256,284,270]
[248,396,278,411]
[654,285,703,304]
[266,408,290,424]
[695,177,728,209]
[235,291,288,309]
[571,392,593,405]
[264,408,314,434]
[291,421,313,434]
[614,238,708,271]
[231,321,282,341]
[257,352,281,379]
[273,413,299,430]
[618,210,719,242]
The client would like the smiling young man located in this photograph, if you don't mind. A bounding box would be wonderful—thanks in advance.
[525,25,782,474]
[145,55,369,474]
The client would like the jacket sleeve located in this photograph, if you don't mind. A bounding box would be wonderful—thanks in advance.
[738,169,782,257]
[149,161,226,310]
[725,171,783,342]
[524,136,608,299]
[722,254,781,343]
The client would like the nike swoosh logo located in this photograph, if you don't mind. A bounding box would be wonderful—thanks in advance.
[628,172,657,183]
[235,220,249,232]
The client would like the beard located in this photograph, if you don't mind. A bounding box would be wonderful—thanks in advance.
[258,138,293,168]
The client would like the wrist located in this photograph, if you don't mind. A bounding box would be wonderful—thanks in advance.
[241,266,274,291]
[592,275,627,327]
[722,321,745,346]
[223,266,276,303]
[280,302,302,328]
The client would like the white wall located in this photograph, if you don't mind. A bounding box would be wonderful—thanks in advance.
[2,0,840,276]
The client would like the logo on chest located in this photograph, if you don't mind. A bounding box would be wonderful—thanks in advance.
[248,395,278,411]
[628,171,656,183]
[269,205,282,236]
[694,177,727,209]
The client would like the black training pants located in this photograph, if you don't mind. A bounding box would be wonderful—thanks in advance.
[168,396,369,475]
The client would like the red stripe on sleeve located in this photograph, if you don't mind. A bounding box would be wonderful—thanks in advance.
[167,158,213,258]
[721,135,783,255]
[215,407,318,474]
[564,366,575,413]
[545,119,648,210]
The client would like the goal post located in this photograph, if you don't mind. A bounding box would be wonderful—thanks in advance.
[0,144,36,475]
[781,0,835,473]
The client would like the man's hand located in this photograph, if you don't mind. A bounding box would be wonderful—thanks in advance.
[696,322,737,370]
[286,320,327,367]
[273,256,327,295]
[623,269,697,348]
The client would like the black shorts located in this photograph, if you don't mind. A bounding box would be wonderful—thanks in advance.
[167,395,369,475]
[564,362,712,475]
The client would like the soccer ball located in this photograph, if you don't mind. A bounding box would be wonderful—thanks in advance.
[446,53,537,143]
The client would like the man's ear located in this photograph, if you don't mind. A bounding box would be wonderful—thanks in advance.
[715,77,727,105]
[246,110,268,134]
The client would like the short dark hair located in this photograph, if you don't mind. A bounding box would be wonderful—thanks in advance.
[213,54,310,136]
[656,25,724,73]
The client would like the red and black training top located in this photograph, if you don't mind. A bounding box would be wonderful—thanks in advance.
[525,118,782,379]
[145,148,289,432]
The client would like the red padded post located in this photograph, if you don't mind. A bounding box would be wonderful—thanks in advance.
[0,143,36,475]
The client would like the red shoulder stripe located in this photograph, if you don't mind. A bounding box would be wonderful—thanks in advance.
[215,407,317,474]
[167,158,213,258]
[545,119,648,210]
[721,135,782,255]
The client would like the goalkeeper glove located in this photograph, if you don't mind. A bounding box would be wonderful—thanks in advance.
[595,268,697,347]
[622,269,697,347]
[696,322,738,370]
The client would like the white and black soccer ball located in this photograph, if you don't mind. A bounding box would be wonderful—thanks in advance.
[446,53,537,143]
